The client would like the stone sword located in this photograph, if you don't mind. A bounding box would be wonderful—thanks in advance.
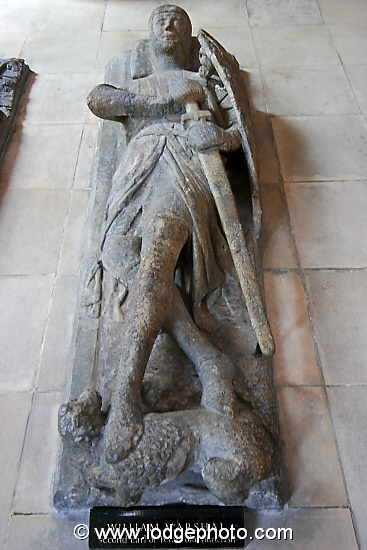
[182,99,275,357]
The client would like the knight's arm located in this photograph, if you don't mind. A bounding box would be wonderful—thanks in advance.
[87,83,179,120]
[87,80,206,121]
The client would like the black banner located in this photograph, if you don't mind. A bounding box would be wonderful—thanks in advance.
[89,505,246,548]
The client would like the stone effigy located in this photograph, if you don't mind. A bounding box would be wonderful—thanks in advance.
[54,5,287,510]
[0,58,31,162]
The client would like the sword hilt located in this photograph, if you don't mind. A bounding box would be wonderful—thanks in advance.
[181,100,211,129]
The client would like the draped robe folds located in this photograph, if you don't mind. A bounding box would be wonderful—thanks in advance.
[84,72,246,335]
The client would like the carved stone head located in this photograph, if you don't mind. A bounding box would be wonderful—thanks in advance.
[149,5,192,70]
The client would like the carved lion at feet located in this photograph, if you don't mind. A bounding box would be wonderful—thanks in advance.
[58,390,273,506]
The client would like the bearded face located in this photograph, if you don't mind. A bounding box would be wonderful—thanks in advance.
[149,7,192,69]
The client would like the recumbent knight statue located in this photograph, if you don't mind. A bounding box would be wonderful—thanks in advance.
[55,4,286,509]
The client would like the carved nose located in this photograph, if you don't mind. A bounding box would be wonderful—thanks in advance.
[163,17,174,30]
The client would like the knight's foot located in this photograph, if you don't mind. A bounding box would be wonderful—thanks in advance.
[103,413,143,464]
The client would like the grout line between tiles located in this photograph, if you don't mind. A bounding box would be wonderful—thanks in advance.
[5,392,34,548]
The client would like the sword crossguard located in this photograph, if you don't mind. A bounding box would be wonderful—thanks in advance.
[181,100,211,129]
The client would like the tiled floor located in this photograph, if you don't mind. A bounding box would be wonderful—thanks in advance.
[0,0,366,548]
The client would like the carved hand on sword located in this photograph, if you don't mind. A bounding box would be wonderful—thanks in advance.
[182,99,275,357]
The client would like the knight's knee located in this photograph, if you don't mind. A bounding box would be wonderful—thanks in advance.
[141,216,188,268]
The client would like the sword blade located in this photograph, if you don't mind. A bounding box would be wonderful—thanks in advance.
[185,101,274,356]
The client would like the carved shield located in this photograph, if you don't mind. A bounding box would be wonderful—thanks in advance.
[197,30,261,237]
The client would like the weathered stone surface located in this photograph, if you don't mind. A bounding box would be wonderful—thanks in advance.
[0,58,31,162]
[55,4,287,509]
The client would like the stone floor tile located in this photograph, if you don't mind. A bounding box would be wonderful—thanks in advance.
[0,0,40,34]
[13,391,63,513]
[262,66,359,117]
[37,276,78,391]
[58,190,89,275]
[246,508,358,549]
[329,25,367,66]
[242,68,267,113]
[0,276,53,391]
[318,0,367,25]
[345,64,367,116]
[103,0,168,31]
[247,0,322,27]
[264,272,321,386]
[180,0,248,28]
[259,184,298,269]
[104,0,247,31]
[328,386,367,550]
[20,31,100,74]
[0,392,32,546]
[285,181,367,269]
[0,33,26,59]
[277,386,347,507]
[30,0,105,33]
[253,113,282,183]
[73,124,98,189]
[305,269,367,385]
[0,189,70,275]
[0,124,83,190]
[95,31,148,72]
[7,512,89,550]
[252,26,340,67]
[24,74,93,125]
[200,27,257,68]
[272,115,367,182]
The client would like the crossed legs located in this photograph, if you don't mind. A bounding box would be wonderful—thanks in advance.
[104,215,236,464]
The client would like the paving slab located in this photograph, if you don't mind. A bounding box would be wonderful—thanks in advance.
[58,190,89,275]
[277,386,347,507]
[262,65,359,116]
[259,183,298,269]
[7,512,89,550]
[0,0,39,34]
[246,0,322,27]
[0,189,70,275]
[272,115,367,182]
[319,0,367,25]
[20,31,100,74]
[24,74,93,125]
[0,392,32,546]
[329,25,367,65]
[305,269,367,385]
[202,27,257,68]
[345,64,367,116]
[328,386,367,550]
[0,276,53,392]
[73,124,98,190]
[252,26,340,66]
[264,271,321,386]
[0,33,26,59]
[30,0,105,33]
[37,276,78,391]
[13,391,63,513]
[285,181,367,269]
[0,124,83,190]
[246,508,358,549]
